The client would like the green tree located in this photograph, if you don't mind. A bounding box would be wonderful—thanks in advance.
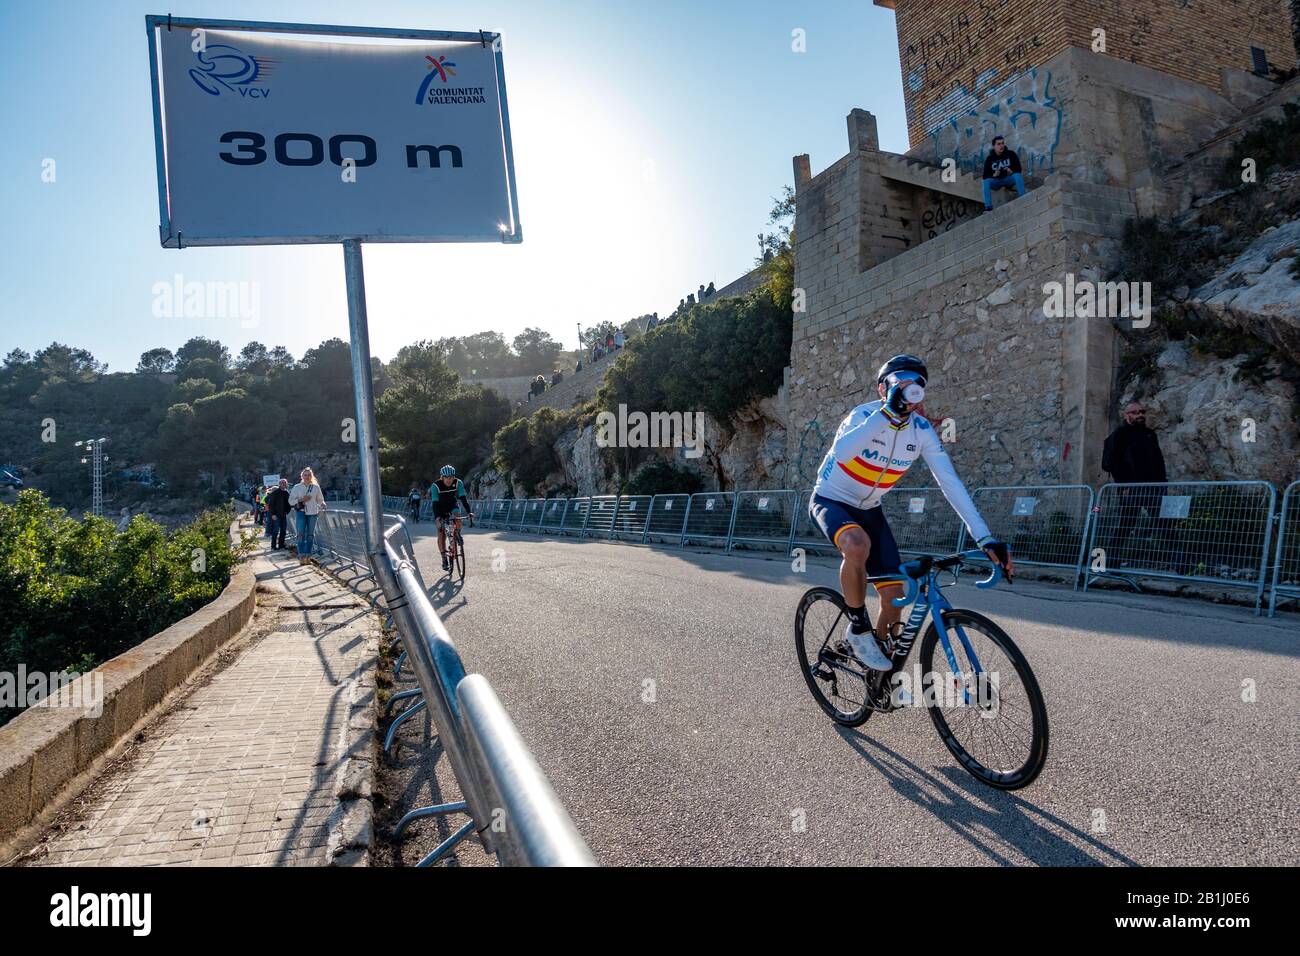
[512,327,564,375]
[136,348,175,374]
[175,337,231,381]
[33,342,106,382]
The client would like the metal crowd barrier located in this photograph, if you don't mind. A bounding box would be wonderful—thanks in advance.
[1083,481,1277,613]
[1268,481,1300,618]
[643,494,690,543]
[611,495,652,540]
[790,489,833,556]
[561,497,591,535]
[469,478,1296,615]
[540,498,568,532]
[962,485,1094,587]
[881,486,964,556]
[584,496,619,537]
[729,489,798,552]
[682,491,736,546]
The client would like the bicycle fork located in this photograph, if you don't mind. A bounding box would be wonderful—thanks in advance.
[924,596,991,709]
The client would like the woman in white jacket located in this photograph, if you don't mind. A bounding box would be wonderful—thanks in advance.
[288,467,327,562]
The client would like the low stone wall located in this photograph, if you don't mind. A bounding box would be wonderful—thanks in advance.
[0,519,257,851]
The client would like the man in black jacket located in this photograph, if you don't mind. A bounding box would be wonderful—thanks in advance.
[264,478,292,550]
[1102,403,1170,562]
[982,136,1026,211]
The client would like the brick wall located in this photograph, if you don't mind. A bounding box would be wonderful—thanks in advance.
[878,0,1292,147]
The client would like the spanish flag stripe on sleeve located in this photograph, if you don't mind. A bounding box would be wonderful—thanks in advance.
[837,459,906,487]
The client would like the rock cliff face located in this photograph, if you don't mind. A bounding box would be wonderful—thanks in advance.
[1120,342,1297,489]
[469,391,793,499]
[1115,184,1300,490]
[1189,217,1300,366]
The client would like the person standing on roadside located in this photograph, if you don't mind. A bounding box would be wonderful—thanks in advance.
[1102,402,1170,564]
[289,467,327,562]
[265,478,292,551]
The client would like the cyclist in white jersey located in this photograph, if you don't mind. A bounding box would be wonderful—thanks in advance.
[810,354,1013,670]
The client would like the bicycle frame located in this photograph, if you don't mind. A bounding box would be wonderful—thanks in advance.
[868,550,1004,707]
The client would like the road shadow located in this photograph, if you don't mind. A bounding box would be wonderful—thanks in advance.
[835,726,1135,866]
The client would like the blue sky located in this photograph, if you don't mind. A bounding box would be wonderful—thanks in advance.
[0,0,909,372]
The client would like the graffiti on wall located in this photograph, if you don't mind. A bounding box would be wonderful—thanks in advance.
[919,195,977,240]
[924,67,1063,177]
[902,0,1021,97]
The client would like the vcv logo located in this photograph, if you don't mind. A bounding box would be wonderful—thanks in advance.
[189,44,276,98]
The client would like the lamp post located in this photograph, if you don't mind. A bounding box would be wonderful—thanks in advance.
[75,437,109,518]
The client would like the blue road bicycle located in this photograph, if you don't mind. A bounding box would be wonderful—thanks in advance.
[795,550,1049,790]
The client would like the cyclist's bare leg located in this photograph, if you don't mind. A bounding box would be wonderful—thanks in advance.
[437,520,447,557]
[836,527,869,608]
[837,526,901,638]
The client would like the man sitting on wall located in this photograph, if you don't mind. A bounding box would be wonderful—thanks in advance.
[982,136,1026,211]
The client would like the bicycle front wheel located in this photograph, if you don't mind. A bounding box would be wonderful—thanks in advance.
[794,587,872,727]
[454,531,466,581]
[918,609,1048,790]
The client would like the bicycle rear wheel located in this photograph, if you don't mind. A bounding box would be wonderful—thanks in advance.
[918,609,1048,789]
[794,587,872,726]
[453,530,466,581]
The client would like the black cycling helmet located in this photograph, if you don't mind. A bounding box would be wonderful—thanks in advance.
[876,354,928,387]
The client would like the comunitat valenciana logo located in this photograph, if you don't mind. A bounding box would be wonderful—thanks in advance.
[415,54,487,106]
[188,44,277,97]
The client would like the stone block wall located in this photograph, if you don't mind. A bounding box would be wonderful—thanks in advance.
[790,154,1138,491]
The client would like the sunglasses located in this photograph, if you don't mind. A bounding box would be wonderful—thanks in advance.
[886,370,927,388]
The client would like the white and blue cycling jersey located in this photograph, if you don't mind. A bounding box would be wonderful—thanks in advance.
[812,400,994,547]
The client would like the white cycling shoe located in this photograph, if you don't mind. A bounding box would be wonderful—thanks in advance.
[845,623,893,671]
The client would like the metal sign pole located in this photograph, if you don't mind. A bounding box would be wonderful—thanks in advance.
[341,239,496,840]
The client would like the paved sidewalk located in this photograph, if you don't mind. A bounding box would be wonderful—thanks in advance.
[23,533,380,867]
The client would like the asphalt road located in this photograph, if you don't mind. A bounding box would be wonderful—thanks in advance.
[402,522,1299,866]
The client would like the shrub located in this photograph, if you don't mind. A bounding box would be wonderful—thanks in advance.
[1114,217,1208,297]
[1222,103,1300,188]
[624,458,704,497]
[597,290,792,427]
[0,490,246,725]
[492,407,580,495]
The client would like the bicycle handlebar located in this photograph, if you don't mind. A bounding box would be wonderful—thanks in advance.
[888,549,1006,606]
[965,550,1004,590]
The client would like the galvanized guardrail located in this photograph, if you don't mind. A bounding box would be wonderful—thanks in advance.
[470,479,1297,615]
[327,237,594,868]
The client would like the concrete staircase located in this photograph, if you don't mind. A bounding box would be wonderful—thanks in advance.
[877,151,986,204]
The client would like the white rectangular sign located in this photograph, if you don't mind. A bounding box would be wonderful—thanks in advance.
[1159,495,1192,520]
[147,17,520,246]
[262,474,280,488]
